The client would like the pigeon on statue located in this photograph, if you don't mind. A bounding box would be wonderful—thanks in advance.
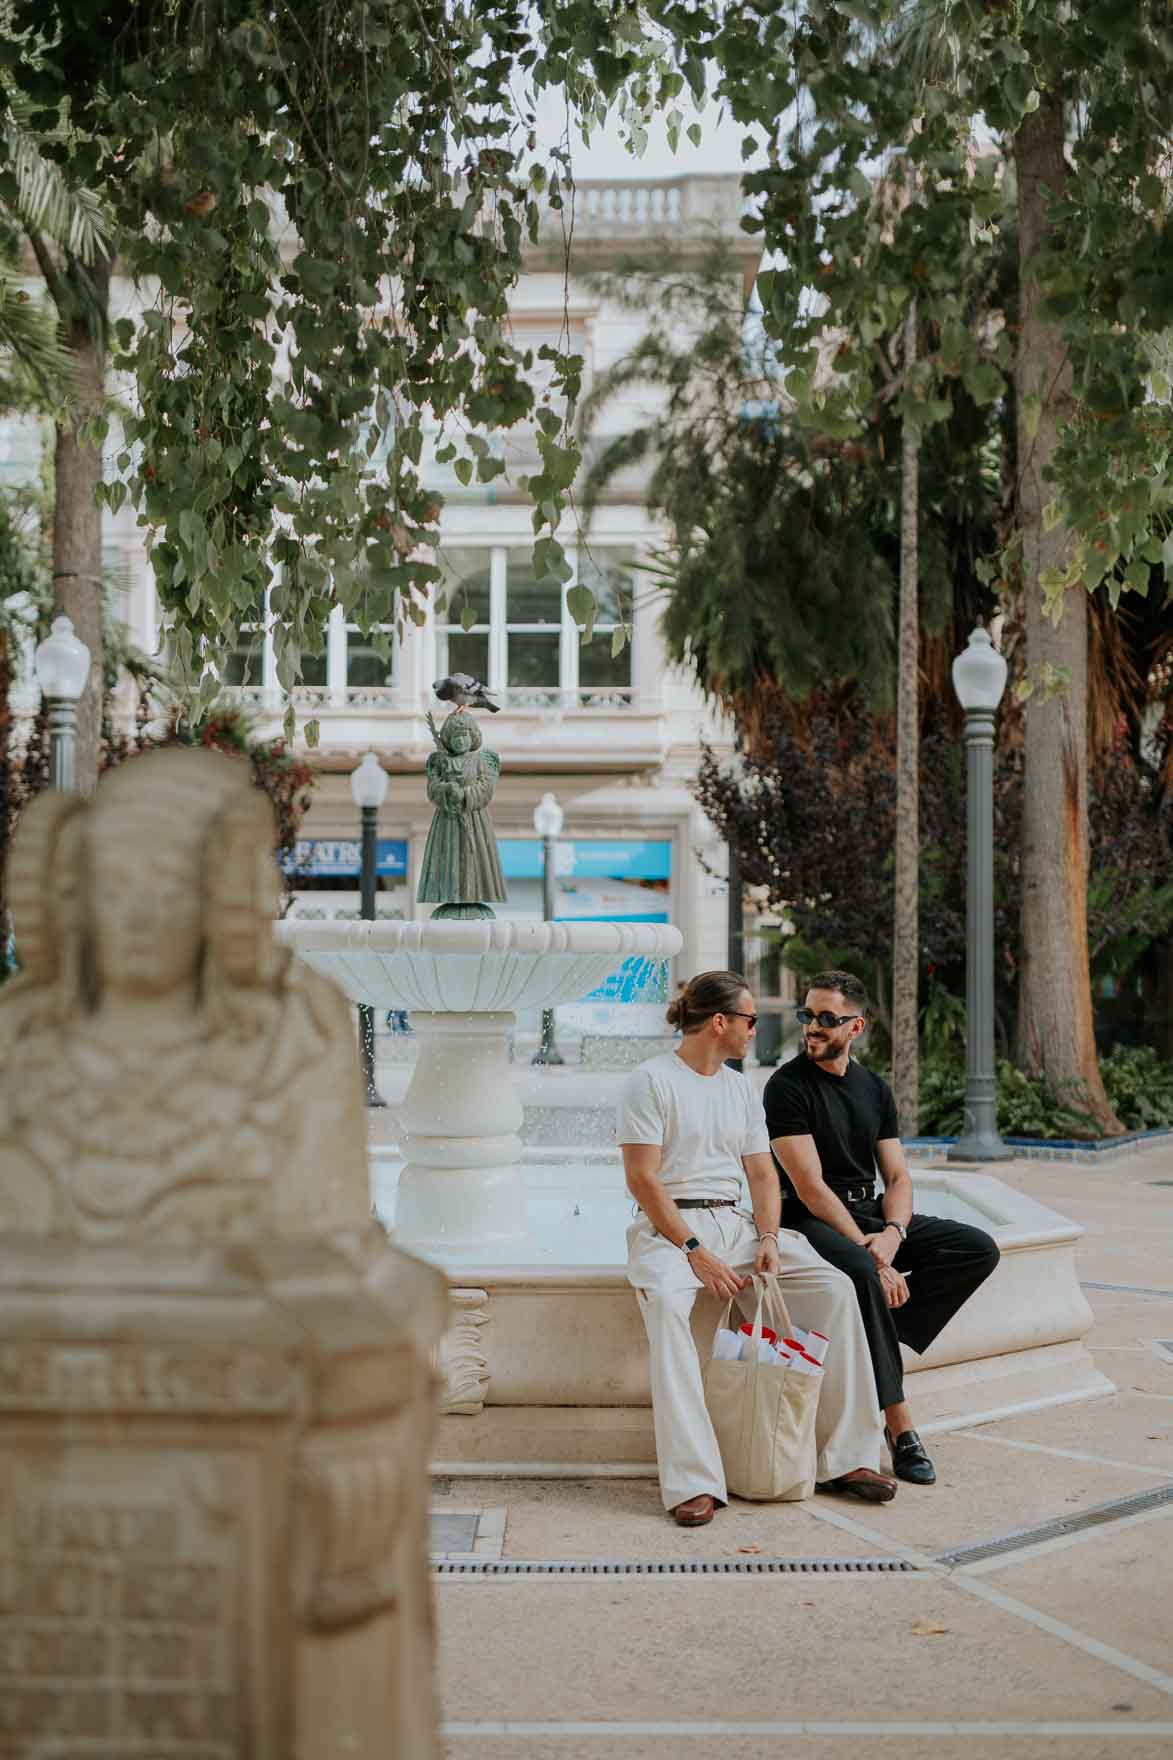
[432,673,500,712]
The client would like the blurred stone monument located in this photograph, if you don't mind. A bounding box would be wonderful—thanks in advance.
[0,749,448,1758]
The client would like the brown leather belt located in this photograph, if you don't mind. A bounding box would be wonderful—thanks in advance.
[675,1199,738,1209]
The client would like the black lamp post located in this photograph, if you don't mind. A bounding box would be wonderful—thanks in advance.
[350,751,389,1107]
[948,624,1010,1162]
[531,790,565,1065]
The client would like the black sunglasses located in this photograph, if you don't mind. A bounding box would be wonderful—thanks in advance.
[795,1007,862,1030]
[725,1010,758,1028]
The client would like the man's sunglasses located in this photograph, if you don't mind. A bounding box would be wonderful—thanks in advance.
[725,1010,758,1028]
[795,1007,862,1030]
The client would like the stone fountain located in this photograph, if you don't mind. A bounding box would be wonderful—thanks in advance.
[277,914,681,1253]
[279,704,1111,1471]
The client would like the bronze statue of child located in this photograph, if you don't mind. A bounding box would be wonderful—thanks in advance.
[417,710,508,918]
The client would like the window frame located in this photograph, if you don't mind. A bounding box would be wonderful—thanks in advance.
[430,543,635,703]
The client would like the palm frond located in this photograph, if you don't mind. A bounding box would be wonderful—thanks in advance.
[3,120,110,262]
[0,258,71,399]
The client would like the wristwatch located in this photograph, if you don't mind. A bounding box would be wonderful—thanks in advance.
[681,1235,701,1256]
[885,1220,908,1242]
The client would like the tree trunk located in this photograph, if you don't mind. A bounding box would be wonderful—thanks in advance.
[891,300,920,1134]
[52,258,109,794]
[1013,94,1122,1133]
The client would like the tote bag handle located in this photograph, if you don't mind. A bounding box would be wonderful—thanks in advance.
[715,1273,796,1347]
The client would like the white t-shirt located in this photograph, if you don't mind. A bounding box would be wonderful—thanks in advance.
[616,1051,771,1203]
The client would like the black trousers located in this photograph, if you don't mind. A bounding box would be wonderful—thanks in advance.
[785,1197,1000,1411]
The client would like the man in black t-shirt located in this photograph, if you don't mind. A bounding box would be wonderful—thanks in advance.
[764,969,1000,1487]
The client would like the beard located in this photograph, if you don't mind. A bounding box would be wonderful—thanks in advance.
[804,1033,844,1062]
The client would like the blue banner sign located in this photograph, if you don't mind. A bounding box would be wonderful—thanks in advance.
[284,838,409,878]
[500,839,671,880]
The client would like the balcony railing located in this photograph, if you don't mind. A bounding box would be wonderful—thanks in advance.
[226,684,641,714]
[536,174,748,241]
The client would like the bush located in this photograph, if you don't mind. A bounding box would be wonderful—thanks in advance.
[1098,1045,1173,1131]
[918,1043,1173,1139]
[920,1054,1098,1140]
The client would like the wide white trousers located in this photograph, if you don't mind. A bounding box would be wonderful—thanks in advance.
[627,1207,884,1511]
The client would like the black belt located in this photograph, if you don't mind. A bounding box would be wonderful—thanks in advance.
[676,1199,738,1210]
[837,1184,875,1206]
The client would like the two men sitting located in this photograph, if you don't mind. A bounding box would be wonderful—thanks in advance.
[619,967,1000,1525]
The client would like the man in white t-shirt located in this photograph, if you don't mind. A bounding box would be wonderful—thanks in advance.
[619,970,895,1526]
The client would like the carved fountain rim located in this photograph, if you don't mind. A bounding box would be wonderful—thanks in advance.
[275,918,684,959]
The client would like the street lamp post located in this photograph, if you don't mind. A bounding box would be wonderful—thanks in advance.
[948,623,1010,1163]
[34,615,91,793]
[350,751,390,1107]
[531,791,564,1066]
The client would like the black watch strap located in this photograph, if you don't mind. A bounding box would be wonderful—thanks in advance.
[886,1220,908,1241]
[682,1235,701,1255]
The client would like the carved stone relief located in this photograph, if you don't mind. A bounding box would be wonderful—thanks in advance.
[0,1451,245,1754]
[436,1288,491,1415]
[0,751,371,1245]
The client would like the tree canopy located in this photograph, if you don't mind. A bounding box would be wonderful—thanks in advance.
[5,0,699,732]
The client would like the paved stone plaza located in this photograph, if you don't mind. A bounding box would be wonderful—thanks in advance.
[426,1138,1173,1759]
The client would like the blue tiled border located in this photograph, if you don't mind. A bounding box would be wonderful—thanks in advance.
[904,1126,1173,1164]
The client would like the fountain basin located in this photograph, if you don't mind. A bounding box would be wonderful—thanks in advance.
[278,918,682,1253]
[367,1153,1113,1464]
[275,917,682,1013]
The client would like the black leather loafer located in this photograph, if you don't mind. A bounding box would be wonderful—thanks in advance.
[886,1427,936,1485]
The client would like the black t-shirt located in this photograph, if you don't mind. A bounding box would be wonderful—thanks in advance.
[763,1051,900,1207]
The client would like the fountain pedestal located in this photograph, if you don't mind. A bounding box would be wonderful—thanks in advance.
[396,1011,527,1252]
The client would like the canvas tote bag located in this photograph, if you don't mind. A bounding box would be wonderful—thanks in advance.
[701,1274,820,1501]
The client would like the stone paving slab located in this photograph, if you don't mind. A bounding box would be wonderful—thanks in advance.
[956,1390,1173,1479]
[435,1574,1173,1724]
[442,1735,1173,1760]
[432,1476,895,1562]
[430,1441,1168,1564]
[1097,1344,1173,1397]
[984,1513,1173,1674]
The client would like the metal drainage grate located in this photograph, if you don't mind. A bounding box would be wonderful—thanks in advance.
[935,1480,1173,1569]
[434,1556,915,1577]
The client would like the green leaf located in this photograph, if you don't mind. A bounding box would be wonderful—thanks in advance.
[566,584,596,641]
[460,604,477,631]
[304,718,320,749]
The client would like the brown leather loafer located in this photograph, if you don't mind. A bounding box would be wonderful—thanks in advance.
[816,1467,898,1504]
[671,1493,716,1527]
